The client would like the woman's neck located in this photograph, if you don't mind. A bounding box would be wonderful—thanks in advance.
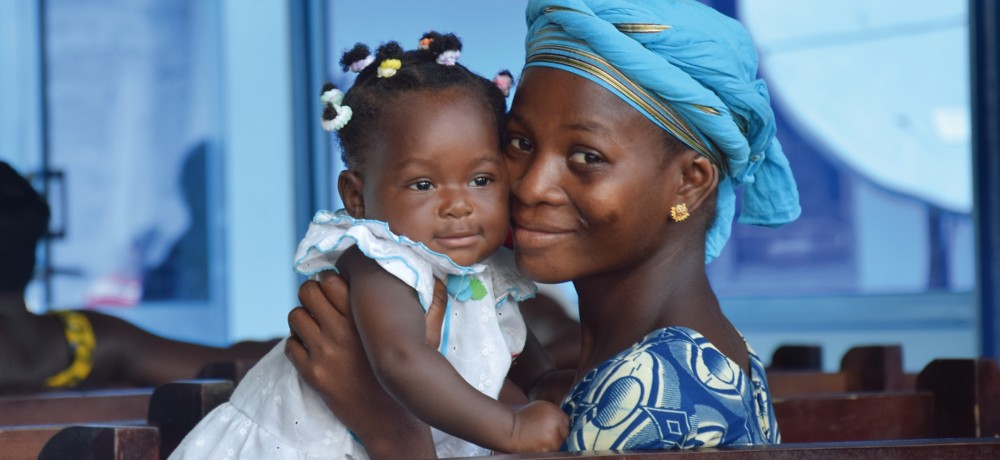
[572,246,719,375]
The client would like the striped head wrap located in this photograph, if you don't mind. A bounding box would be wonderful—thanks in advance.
[524,0,801,262]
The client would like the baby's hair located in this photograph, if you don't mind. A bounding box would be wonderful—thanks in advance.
[329,32,506,172]
[421,31,462,57]
[339,43,372,72]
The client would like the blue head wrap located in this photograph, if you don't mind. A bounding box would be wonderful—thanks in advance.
[524,0,801,262]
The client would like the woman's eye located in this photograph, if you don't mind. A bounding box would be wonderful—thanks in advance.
[569,152,604,165]
[509,137,534,152]
[409,180,434,191]
[470,176,491,187]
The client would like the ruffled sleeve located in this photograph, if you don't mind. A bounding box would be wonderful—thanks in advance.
[293,209,483,311]
[482,250,537,356]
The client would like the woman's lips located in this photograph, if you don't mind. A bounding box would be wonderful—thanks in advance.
[511,223,573,249]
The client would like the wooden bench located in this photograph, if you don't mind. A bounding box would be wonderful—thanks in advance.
[773,358,1000,442]
[475,438,1000,459]
[0,360,243,427]
[147,379,235,458]
[0,379,234,460]
[38,425,161,460]
[0,387,153,426]
[0,424,158,460]
[774,391,934,442]
[917,358,1000,438]
[767,345,906,398]
[768,344,824,371]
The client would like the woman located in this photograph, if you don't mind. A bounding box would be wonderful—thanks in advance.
[286,0,800,456]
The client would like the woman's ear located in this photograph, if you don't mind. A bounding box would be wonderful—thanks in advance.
[673,151,719,215]
[338,171,366,218]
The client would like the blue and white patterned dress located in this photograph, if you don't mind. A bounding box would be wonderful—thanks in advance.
[562,327,779,451]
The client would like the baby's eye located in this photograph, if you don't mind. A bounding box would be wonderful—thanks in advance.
[470,176,492,187]
[409,180,434,191]
[568,151,604,165]
[508,137,534,153]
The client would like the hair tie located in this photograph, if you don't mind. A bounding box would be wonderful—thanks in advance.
[493,70,515,97]
[340,43,374,73]
[373,41,405,78]
[320,83,352,131]
[322,105,353,131]
[320,87,344,106]
[349,55,374,73]
[377,59,402,78]
[436,50,460,66]
[422,31,462,66]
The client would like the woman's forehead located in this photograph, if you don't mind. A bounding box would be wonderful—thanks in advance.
[511,67,663,139]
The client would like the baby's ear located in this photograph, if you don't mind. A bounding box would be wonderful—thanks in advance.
[673,151,719,215]
[338,171,366,218]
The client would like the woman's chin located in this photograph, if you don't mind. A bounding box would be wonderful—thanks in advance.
[515,253,572,284]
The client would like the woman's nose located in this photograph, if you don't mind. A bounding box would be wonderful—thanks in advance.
[510,153,564,207]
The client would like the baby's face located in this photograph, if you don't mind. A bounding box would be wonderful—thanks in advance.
[361,89,509,267]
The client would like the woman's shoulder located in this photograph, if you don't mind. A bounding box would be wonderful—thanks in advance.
[614,327,772,396]
[569,326,762,425]
[563,326,777,450]
[617,326,717,363]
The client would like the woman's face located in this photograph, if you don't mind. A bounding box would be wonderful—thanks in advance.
[504,67,681,283]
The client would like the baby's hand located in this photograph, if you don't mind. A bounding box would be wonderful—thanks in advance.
[507,400,569,453]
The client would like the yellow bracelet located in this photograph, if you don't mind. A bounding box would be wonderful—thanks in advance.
[45,311,96,388]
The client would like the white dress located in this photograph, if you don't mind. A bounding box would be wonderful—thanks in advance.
[170,210,535,460]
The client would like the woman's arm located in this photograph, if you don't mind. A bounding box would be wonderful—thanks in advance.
[285,270,436,460]
[339,247,566,453]
[507,330,576,406]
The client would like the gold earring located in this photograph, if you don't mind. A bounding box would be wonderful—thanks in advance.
[670,203,690,222]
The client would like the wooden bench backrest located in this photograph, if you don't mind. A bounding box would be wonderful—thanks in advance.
[0,388,152,426]
[767,345,904,398]
[917,358,1000,438]
[37,425,160,460]
[772,357,1000,443]
[147,379,234,459]
[0,379,233,460]
[0,424,158,460]
[773,391,934,443]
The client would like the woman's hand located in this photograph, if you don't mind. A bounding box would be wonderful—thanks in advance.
[285,271,435,459]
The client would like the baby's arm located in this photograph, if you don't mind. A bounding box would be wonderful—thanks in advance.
[338,247,567,453]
